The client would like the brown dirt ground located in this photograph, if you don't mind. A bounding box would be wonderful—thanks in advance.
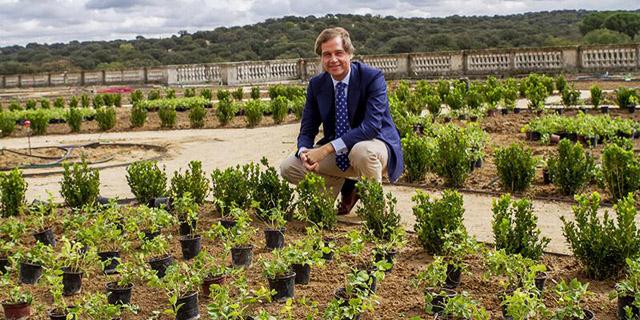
[0,144,164,169]
[2,204,621,320]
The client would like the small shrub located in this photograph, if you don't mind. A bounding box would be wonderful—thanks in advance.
[244,99,263,128]
[494,143,537,192]
[0,168,28,217]
[165,88,176,99]
[126,160,167,204]
[80,94,90,108]
[217,89,231,102]
[555,75,567,93]
[561,192,640,279]
[28,110,49,135]
[211,164,254,211]
[492,194,550,260]
[295,172,337,229]
[525,82,548,111]
[561,86,581,107]
[25,99,37,110]
[113,94,122,107]
[130,90,144,104]
[130,104,147,128]
[65,107,83,133]
[69,96,79,108]
[602,143,640,200]
[40,98,51,109]
[183,88,195,98]
[425,94,441,117]
[189,104,206,128]
[355,178,401,241]
[0,112,16,137]
[158,105,176,128]
[547,139,595,196]
[271,96,288,124]
[290,96,305,120]
[232,87,244,101]
[92,95,104,108]
[432,125,471,187]
[95,106,116,131]
[170,160,210,204]
[216,99,236,126]
[102,94,114,107]
[8,100,22,111]
[412,189,466,255]
[200,88,212,101]
[444,86,465,110]
[148,89,161,100]
[590,85,602,108]
[60,158,100,208]
[250,86,261,100]
[401,133,432,183]
[251,158,294,216]
[54,97,65,109]
[616,87,637,108]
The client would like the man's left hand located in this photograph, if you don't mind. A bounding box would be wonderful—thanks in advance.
[305,144,335,167]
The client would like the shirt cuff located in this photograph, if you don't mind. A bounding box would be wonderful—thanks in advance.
[330,139,348,155]
[296,147,309,158]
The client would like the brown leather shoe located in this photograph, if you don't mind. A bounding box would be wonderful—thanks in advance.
[337,189,360,216]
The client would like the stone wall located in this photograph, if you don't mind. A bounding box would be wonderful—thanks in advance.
[1,43,638,88]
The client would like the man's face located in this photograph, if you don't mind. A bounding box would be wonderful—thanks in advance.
[321,36,351,81]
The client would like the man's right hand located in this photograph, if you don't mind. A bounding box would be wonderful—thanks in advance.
[300,151,319,171]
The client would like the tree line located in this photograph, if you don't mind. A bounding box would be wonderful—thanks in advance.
[0,10,638,75]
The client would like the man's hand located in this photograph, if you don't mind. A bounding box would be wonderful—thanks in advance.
[301,144,335,171]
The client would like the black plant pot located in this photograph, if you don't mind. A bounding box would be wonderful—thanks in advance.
[628,105,636,113]
[426,287,456,315]
[148,255,174,277]
[601,106,609,114]
[175,292,199,320]
[457,114,466,120]
[618,294,640,319]
[33,228,56,247]
[268,272,296,301]
[514,108,521,114]
[142,229,161,241]
[96,195,111,206]
[443,116,452,123]
[19,262,43,284]
[106,282,133,305]
[0,256,9,273]
[543,169,551,184]
[148,197,172,210]
[47,309,72,320]
[264,228,286,250]
[445,264,461,289]
[179,235,202,260]
[373,249,398,272]
[353,265,378,293]
[527,131,542,141]
[334,288,361,320]
[291,263,311,285]
[474,158,483,169]
[583,309,595,320]
[98,251,120,275]
[219,218,237,229]
[201,275,225,298]
[321,237,335,261]
[535,271,548,294]
[501,109,509,115]
[179,220,197,236]
[413,124,424,135]
[62,267,83,296]
[231,245,253,267]
[469,115,478,122]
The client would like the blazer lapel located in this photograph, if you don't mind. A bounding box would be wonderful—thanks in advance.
[347,63,360,125]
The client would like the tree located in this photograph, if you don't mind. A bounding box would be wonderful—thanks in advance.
[603,12,640,38]
[583,28,631,45]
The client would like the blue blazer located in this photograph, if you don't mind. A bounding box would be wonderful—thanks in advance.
[297,61,404,183]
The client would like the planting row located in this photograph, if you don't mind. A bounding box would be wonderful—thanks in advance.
[522,113,640,144]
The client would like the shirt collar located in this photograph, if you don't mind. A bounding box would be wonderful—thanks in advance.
[331,66,351,89]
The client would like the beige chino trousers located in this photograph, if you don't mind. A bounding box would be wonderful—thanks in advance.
[279,139,389,198]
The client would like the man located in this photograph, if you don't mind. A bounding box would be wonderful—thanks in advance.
[279,27,404,215]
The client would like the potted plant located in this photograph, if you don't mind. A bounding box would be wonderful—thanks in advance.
[53,237,100,296]
[105,256,151,305]
[260,247,296,301]
[206,274,272,319]
[173,194,202,260]
[261,207,287,250]
[28,197,57,247]
[552,279,594,320]
[325,265,380,320]
[0,272,33,320]
[285,227,326,285]
[413,256,456,315]
[610,258,640,319]
[16,242,53,284]
[193,251,233,299]
[80,216,130,275]
[439,292,490,320]
[0,217,26,272]
[70,292,137,319]
[126,205,176,241]
[371,226,407,272]
[207,208,256,267]
[501,288,549,320]
[440,227,480,289]
[148,262,202,320]
[140,234,174,277]
[43,268,75,320]
[484,249,548,296]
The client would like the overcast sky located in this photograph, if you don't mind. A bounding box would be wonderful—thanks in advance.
[0,0,636,47]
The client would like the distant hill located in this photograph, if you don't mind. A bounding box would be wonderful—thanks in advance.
[1,10,638,75]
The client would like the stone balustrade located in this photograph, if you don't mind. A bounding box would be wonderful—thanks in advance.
[1,43,638,88]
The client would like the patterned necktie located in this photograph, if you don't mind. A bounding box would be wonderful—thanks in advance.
[335,82,350,171]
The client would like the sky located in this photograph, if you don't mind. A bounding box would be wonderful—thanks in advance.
[0,0,637,47]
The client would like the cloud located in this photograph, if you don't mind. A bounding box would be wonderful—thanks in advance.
[0,0,637,46]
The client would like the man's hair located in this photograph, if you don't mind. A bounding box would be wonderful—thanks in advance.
[314,27,355,56]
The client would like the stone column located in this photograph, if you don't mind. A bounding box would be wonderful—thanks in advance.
[397,54,410,78]
[166,66,178,86]
[562,46,579,73]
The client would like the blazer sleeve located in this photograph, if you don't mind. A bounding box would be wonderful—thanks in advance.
[340,70,387,149]
[297,81,321,150]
